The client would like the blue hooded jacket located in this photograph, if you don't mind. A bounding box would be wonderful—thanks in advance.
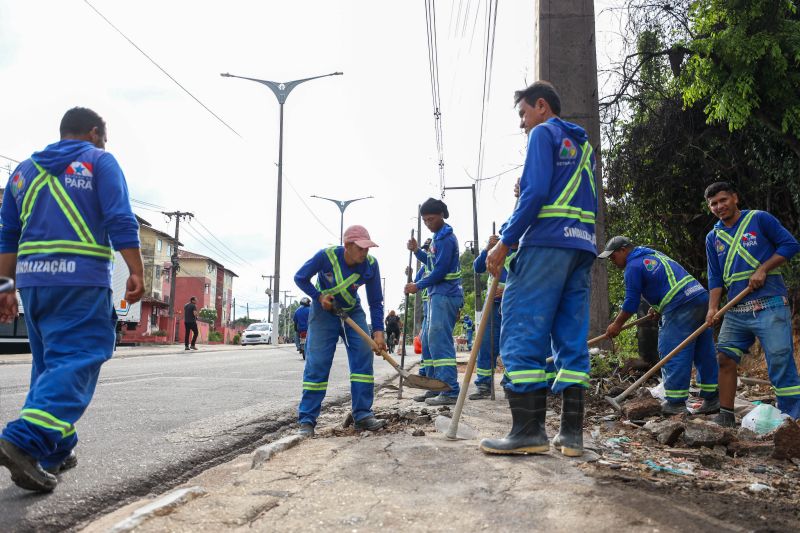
[293,304,310,332]
[501,117,598,255]
[415,223,463,298]
[622,246,704,315]
[0,139,139,288]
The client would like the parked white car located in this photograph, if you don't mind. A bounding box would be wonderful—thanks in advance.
[241,323,273,345]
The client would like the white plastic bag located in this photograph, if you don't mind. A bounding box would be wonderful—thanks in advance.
[741,403,790,435]
[648,381,666,401]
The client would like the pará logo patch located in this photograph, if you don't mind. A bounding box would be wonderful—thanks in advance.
[741,232,758,247]
[559,138,577,159]
[643,258,659,272]
[66,161,93,178]
[715,239,726,254]
[324,272,334,283]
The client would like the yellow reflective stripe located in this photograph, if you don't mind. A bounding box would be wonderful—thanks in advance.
[47,175,96,244]
[350,373,374,383]
[475,367,493,376]
[18,240,113,259]
[444,270,462,280]
[720,211,759,286]
[553,142,594,206]
[320,246,360,308]
[553,369,590,388]
[20,408,75,438]
[506,369,546,384]
[302,381,328,391]
[430,358,457,366]
[664,389,690,398]
[20,169,48,228]
[537,205,596,224]
[696,383,718,391]
[774,385,800,397]
[653,275,693,313]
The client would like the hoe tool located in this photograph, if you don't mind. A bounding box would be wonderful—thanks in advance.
[605,287,752,411]
[331,305,451,392]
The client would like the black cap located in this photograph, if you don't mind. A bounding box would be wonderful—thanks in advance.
[598,236,632,259]
[419,198,449,219]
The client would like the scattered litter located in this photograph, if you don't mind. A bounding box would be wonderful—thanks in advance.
[643,459,693,476]
[742,404,790,435]
[648,382,665,401]
[604,437,632,448]
[748,483,774,493]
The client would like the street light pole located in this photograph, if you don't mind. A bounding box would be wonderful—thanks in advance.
[310,195,374,244]
[222,71,343,345]
[443,184,481,318]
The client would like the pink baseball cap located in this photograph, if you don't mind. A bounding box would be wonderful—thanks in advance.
[343,225,378,248]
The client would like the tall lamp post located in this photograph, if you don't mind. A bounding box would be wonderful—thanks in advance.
[310,195,373,244]
[443,184,481,318]
[222,70,343,344]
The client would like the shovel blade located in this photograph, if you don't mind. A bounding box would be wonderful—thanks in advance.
[402,374,452,392]
[434,415,478,440]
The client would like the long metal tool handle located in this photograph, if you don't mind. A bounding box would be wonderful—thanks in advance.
[399,229,415,397]
[446,275,500,440]
[545,314,656,365]
[489,221,497,401]
[612,286,753,404]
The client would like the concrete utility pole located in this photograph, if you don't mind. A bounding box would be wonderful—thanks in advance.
[221,71,343,345]
[443,185,481,321]
[281,291,292,341]
[535,0,609,335]
[412,206,422,337]
[163,210,194,341]
[262,275,274,323]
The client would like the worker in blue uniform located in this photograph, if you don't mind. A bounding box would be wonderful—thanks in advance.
[462,314,474,350]
[0,107,144,492]
[406,198,464,406]
[600,236,719,415]
[482,81,597,457]
[293,297,311,354]
[294,225,387,437]
[704,182,800,426]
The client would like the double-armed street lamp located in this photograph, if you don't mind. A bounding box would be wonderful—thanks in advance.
[221,70,343,344]
[311,195,374,245]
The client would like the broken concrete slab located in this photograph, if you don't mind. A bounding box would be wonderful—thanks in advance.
[643,419,686,446]
[621,396,662,420]
[682,420,734,448]
[727,440,775,458]
[251,435,305,469]
[109,486,206,533]
[772,419,800,460]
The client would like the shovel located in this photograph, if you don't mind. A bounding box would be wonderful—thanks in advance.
[605,286,752,411]
[439,276,501,440]
[330,306,451,392]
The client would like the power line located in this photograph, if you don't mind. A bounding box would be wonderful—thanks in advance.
[193,217,256,268]
[474,0,499,192]
[424,0,445,194]
[82,0,242,138]
[282,171,339,240]
[0,154,20,164]
[181,222,242,267]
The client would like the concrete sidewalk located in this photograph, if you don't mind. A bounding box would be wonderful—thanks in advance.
[83,374,747,533]
[0,342,288,365]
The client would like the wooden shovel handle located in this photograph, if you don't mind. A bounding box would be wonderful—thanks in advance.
[587,314,657,347]
[342,315,401,369]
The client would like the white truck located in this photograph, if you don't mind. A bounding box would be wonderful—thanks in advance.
[111,251,141,331]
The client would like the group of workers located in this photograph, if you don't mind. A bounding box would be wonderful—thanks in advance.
[291,80,800,460]
[0,79,797,495]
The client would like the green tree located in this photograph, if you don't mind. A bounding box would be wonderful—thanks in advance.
[198,307,217,324]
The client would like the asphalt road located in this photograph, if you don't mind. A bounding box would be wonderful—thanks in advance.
[0,343,398,532]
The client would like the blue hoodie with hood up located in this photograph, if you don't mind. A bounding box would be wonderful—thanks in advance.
[501,117,598,255]
[0,139,139,288]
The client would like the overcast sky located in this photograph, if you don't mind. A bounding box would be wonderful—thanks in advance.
[0,0,622,319]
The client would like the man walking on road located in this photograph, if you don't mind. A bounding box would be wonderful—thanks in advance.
[0,107,144,492]
[294,225,387,436]
[600,236,719,415]
[704,182,800,426]
[461,314,474,350]
[293,297,311,354]
[184,296,199,350]
[482,82,597,457]
[405,198,464,406]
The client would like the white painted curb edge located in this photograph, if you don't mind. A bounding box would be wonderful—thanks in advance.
[252,434,305,469]
[108,486,206,533]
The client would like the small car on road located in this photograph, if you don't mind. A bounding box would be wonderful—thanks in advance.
[241,323,273,345]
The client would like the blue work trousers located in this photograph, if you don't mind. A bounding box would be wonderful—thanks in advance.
[465,328,474,350]
[418,301,431,377]
[298,301,375,426]
[501,246,594,394]
[475,304,501,387]
[1,286,115,469]
[717,303,800,418]
[427,294,463,397]
[658,295,718,403]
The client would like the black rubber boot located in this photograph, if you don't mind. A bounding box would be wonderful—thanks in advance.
[468,386,492,400]
[479,389,549,455]
[44,450,78,475]
[0,438,57,492]
[552,386,585,457]
[354,415,387,432]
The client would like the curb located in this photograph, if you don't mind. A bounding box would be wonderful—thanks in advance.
[108,486,206,533]
[251,434,306,469]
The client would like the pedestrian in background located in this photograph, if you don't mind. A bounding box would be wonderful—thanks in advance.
[184,296,199,350]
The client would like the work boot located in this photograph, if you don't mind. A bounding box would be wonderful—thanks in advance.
[712,407,736,428]
[425,394,457,406]
[479,389,549,455]
[413,391,437,402]
[297,423,315,437]
[44,450,78,475]
[661,400,689,416]
[468,385,491,400]
[0,438,57,492]
[694,395,720,415]
[552,386,585,457]
[354,416,387,432]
